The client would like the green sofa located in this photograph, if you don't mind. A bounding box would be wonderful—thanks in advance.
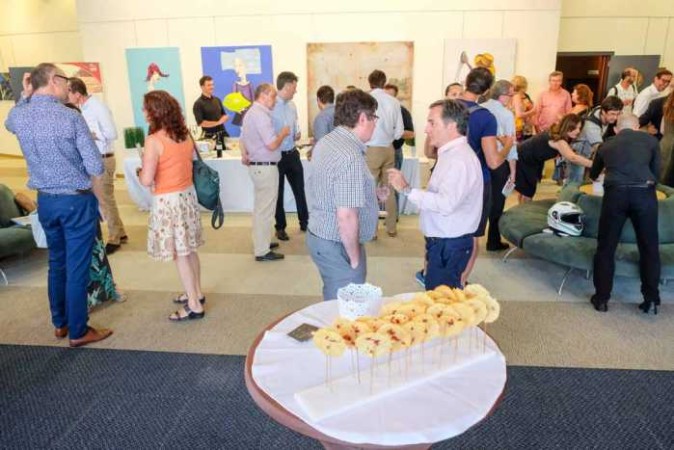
[499,183,674,293]
[0,184,37,284]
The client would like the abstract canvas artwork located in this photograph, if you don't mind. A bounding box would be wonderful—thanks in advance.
[306,42,414,136]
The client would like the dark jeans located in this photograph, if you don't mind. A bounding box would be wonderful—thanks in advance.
[593,185,660,303]
[38,192,98,339]
[424,234,473,290]
[275,149,309,231]
[487,163,511,247]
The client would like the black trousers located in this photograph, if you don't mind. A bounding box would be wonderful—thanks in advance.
[487,163,511,247]
[593,185,660,303]
[275,149,309,230]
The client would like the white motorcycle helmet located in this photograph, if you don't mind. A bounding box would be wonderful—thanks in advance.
[547,201,584,236]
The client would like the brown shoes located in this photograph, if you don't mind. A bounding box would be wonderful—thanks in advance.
[69,327,113,348]
[54,327,68,338]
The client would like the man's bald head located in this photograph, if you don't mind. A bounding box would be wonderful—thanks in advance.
[616,113,639,132]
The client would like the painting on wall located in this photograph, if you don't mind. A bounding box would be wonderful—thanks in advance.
[7,67,34,102]
[0,72,14,101]
[306,42,414,136]
[443,39,517,91]
[200,45,274,137]
[126,47,185,128]
[56,62,103,94]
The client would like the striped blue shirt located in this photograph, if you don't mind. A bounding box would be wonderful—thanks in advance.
[5,95,103,194]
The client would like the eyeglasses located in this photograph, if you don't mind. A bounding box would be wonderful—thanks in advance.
[366,113,379,121]
[53,74,69,83]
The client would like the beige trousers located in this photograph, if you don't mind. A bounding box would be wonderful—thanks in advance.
[249,165,279,257]
[366,145,397,233]
[102,157,126,245]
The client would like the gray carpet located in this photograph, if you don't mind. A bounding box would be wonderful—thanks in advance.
[1,345,672,449]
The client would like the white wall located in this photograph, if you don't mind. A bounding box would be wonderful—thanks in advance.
[75,0,562,156]
[558,0,674,68]
[0,0,82,156]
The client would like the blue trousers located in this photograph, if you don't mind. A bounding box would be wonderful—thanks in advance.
[38,192,98,339]
[424,234,473,290]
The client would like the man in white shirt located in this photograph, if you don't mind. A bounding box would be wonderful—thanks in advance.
[606,67,638,115]
[366,69,404,237]
[481,80,518,252]
[633,68,672,117]
[388,99,483,289]
[68,77,127,254]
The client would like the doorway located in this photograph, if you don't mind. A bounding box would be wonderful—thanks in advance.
[556,52,613,106]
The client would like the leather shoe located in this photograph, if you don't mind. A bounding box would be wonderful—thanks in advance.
[300,225,307,232]
[69,327,113,348]
[54,327,68,338]
[105,243,120,254]
[255,251,285,262]
[120,235,129,244]
[270,242,280,249]
[590,295,608,312]
[276,230,290,241]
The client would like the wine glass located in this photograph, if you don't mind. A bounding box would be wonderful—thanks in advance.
[376,183,390,218]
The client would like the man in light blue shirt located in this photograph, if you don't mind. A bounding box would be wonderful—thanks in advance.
[68,77,127,254]
[5,63,113,347]
[312,85,335,143]
[271,71,308,241]
[481,79,517,251]
[366,70,403,237]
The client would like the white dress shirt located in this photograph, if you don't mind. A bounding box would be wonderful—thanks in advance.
[633,84,668,118]
[481,99,517,161]
[366,88,403,147]
[407,136,483,238]
[81,96,117,155]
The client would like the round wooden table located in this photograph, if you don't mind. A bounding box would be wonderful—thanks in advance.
[244,306,506,449]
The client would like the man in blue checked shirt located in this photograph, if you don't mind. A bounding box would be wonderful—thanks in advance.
[5,63,113,347]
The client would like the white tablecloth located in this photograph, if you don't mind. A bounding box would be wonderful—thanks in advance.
[251,299,507,446]
[123,149,421,214]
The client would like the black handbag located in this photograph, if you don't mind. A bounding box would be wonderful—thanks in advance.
[192,141,224,229]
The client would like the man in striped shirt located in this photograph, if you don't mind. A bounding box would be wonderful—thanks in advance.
[306,89,379,300]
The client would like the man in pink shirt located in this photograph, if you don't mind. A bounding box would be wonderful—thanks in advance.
[535,71,572,132]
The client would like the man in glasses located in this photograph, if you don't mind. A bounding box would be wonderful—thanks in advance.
[5,63,113,347]
[306,89,379,300]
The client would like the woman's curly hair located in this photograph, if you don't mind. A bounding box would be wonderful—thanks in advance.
[143,90,189,142]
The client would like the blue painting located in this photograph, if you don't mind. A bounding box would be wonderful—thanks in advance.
[200,45,273,137]
[126,47,185,129]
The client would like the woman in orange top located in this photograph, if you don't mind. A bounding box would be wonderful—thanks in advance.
[138,90,205,321]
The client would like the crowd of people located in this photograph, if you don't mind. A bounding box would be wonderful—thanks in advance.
[6,61,673,346]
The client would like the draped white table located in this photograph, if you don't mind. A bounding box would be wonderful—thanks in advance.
[123,149,421,214]
[247,299,507,447]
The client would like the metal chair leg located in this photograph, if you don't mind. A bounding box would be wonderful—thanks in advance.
[0,268,7,286]
[558,267,573,296]
[502,246,518,263]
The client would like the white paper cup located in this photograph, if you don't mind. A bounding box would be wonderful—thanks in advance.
[337,283,383,319]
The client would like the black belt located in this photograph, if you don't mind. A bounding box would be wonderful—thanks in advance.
[606,182,655,189]
[102,153,115,158]
[249,161,277,166]
[38,189,92,196]
[425,233,473,242]
[281,148,298,156]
